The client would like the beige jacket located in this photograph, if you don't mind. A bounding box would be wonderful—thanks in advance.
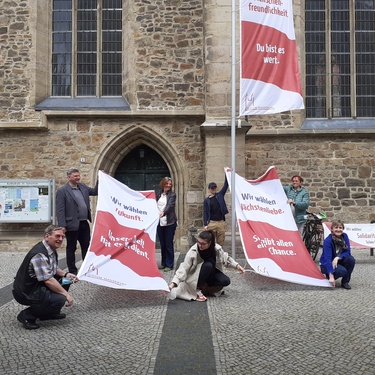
[171,243,239,301]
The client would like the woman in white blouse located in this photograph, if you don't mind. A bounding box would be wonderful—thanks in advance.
[156,177,177,272]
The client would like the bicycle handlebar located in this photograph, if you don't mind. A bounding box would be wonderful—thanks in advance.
[305,211,327,220]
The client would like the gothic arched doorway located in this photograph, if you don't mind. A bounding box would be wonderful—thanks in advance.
[114,144,170,191]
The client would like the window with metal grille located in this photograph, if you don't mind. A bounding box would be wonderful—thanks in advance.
[305,0,375,119]
[52,0,122,97]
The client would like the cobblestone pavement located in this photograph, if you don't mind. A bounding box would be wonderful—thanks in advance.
[0,248,374,374]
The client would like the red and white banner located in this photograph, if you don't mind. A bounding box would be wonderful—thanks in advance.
[240,0,304,115]
[77,171,169,291]
[225,167,331,287]
[323,222,375,249]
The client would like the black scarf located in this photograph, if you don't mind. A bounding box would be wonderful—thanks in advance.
[198,247,216,265]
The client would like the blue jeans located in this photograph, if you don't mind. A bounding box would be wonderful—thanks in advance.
[157,222,177,269]
[321,255,355,284]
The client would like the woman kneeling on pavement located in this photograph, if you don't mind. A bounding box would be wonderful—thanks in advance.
[169,230,245,301]
[320,220,355,289]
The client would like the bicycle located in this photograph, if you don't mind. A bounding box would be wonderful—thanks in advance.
[302,211,327,260]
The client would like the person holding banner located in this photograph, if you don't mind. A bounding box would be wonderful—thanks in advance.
[203,178,229,246]
[169,230,245,302]
[283,175,310,235]
[56,168,98,274]
[156,177,178,272]
[12,225,77,330]
[320,220,355,289]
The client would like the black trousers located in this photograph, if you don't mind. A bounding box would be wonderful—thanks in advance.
[65,220,91,273]
[197,261,231,289]
[13,288,66,320]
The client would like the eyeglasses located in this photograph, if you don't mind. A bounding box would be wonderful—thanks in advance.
[51,234,65,239]
[197,240,209,246]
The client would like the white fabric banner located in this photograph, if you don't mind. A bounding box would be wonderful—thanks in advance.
[240,0,304,115]
[225,167,331,287]
[77,171,169,291]
[323,222,375,249]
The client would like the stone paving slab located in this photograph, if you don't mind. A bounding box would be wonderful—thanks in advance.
[209,249,375,375]
[1,277,171,374]
[0,249,374,374]
[155,298,216,375]
[0,250,66,289]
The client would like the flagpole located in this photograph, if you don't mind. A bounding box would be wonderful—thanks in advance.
[231,0,236,260]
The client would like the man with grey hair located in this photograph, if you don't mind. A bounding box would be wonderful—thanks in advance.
[56,168,98,274]
[13,225,76,329]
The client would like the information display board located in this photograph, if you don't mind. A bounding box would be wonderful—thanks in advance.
[0,180,55,223]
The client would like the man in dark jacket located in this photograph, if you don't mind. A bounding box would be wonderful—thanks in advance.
[56,168,98,274]
[13,225,76,330]
[203,178,229,246]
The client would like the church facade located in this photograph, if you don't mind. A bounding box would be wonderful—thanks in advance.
[1,0,374,251]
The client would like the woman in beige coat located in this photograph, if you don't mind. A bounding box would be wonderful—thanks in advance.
[169,230,245,301]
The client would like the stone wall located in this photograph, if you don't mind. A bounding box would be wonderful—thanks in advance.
[0,115,206,251]
[245,132,375,223]
[0,0,39,122]
[1,0,375,255]
[130,0,205,110]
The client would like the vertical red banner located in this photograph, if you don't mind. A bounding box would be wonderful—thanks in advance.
[240,0,304,115]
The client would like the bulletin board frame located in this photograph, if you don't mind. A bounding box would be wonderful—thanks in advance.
[0,179,55,223]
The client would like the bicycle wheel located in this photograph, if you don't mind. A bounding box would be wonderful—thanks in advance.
[309,231,321,260]
[303,222,312,251]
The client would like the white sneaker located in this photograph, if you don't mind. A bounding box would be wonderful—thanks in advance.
[196,289,207,302]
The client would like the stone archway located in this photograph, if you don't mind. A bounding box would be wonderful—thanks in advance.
[94,126,183,183]
[91,125,186,247]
